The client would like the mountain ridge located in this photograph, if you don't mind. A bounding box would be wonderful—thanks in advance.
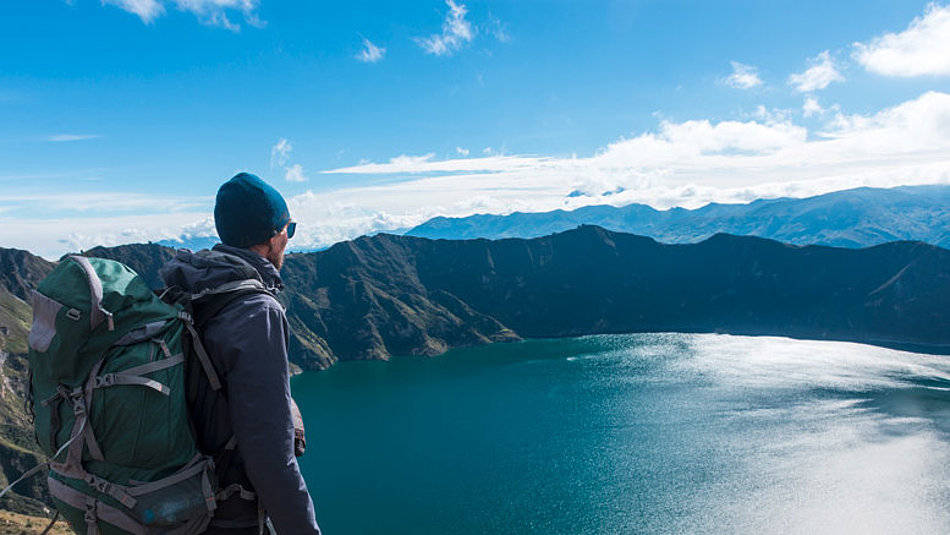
[407,185,950,248]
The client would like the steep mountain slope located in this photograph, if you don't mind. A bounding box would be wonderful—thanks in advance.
[0,249,55,516]
[281,236,519,368]
[0,249,55,303]
[397,228,950,349]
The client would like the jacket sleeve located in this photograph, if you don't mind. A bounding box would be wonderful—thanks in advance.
[219,295,321,535]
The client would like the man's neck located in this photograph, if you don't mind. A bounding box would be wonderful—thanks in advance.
[247,243,272,264]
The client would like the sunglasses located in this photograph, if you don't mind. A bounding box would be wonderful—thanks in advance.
[274,220,296,239]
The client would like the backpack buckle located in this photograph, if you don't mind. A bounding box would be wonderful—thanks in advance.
[84,500,97,524]
[56,386,86,415]
[94,374,116,388]
[86,474,109,493]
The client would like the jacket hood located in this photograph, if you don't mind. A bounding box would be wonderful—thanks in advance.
[159,244,283,296]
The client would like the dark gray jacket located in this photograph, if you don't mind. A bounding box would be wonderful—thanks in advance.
[160,244,320,535]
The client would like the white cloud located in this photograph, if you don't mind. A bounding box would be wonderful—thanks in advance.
[723,61,763,90]
[271,138,307,181]
[415,0,475,56]
[271,138,293,168]
[788,51,845,92]
[102,0,165,22]
[0,211,209,259]
[103,0,261,30]
[753,105,793,124]
[356,37,386,63]
[362,153,437,171]
[854,3,950,76]
[802,97,824,118]
[818,91,950,152]
[47,134,101,142]
[177,216,217,239]
[456,146,470,156]
[285,164,307,182]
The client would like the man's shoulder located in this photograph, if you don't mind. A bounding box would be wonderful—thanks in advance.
[220,290,284,318]
[201,290,288,365]
[202,290,286,334]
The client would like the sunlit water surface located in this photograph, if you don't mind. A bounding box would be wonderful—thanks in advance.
[292,334,950,534]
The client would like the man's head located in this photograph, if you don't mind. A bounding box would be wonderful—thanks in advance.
[214,172,295,269]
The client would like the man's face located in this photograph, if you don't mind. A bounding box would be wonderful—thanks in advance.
[266,223,290,270]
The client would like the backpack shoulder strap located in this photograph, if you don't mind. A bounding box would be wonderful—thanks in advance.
[190,278,267,302]
[175,283,273,394]
[193,285,274,329]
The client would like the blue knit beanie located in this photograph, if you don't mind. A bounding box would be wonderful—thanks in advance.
[214,173,291,248]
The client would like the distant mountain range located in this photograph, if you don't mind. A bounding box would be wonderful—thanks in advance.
[156,236,220,252]
[2,228,950,510]
[407,185,950,248]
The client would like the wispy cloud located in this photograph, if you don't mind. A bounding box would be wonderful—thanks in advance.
[853,3,950,76]
[47,134,101,142]
[356,37,386,63]
[271,138,293,168]
[102,0,262,30]
[788,51,845,92]
[456,146,470,156]
[102,0,164,22]
[0,191,208,214]
[415,0,475,56]
[723,61,763,90]
[486,14,510,43]
[328,153,452,174]
[285,163,307,182]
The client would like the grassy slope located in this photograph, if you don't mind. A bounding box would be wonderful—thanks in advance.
[0,509,72,534]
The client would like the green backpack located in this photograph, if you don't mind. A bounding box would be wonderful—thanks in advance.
[24,255,223,535]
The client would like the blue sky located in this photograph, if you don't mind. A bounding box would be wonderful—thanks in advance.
[2,0,949,257]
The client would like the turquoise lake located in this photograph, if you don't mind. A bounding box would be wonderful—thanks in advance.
[292,334,950,534]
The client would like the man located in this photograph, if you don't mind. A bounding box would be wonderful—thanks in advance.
[160,172,321,534]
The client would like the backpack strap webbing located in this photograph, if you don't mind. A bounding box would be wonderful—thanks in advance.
[183,284,274,502]
[193,286,274,329]
[181,319,222,391]
[48,478,147,535]
[181,285,275,392]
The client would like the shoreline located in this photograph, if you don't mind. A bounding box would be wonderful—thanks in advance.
[297,329,950,374]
